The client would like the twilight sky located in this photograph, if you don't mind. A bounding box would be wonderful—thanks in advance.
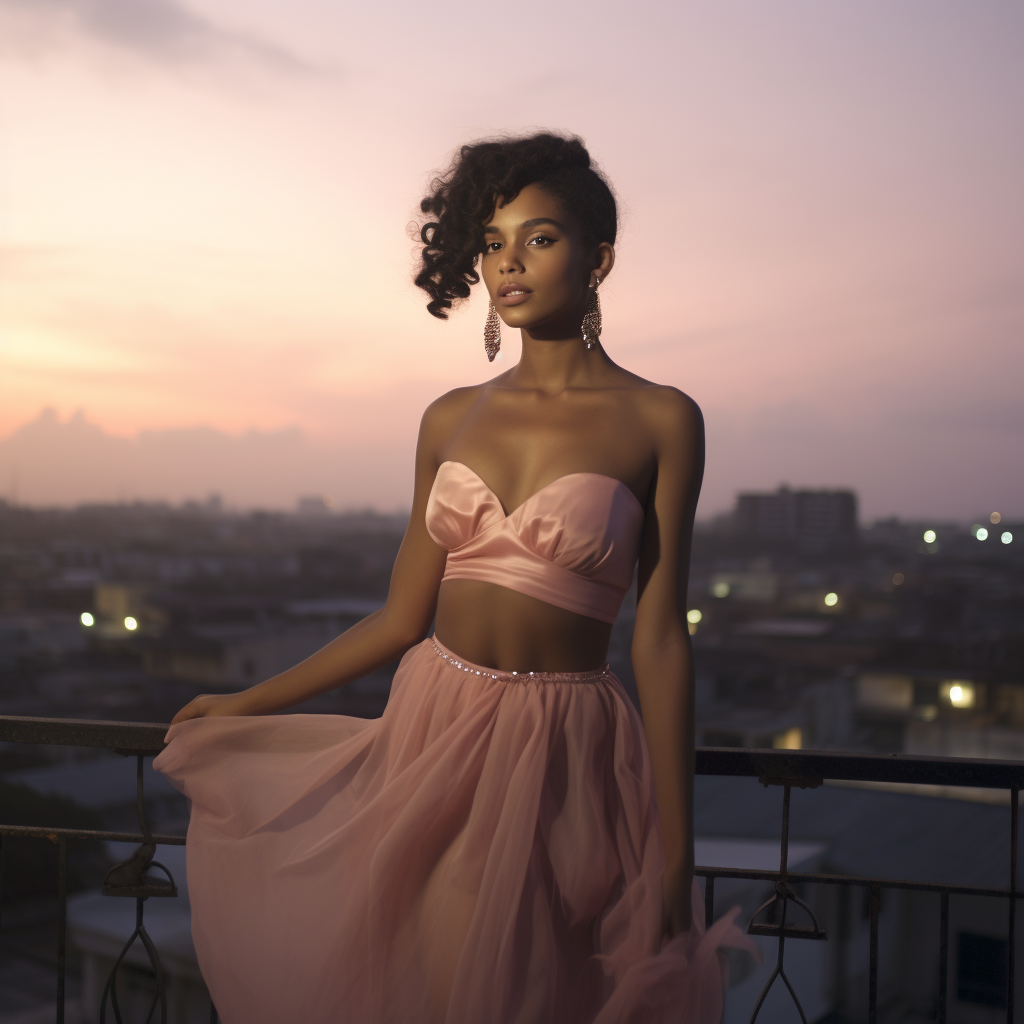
[1,0,1021,519]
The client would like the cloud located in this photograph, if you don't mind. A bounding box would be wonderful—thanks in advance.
[0,0,315,74]
[0,409,415,510]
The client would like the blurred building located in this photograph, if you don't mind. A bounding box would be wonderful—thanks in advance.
[735,486,858,552]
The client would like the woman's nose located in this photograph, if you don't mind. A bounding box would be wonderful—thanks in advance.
[498,246,524,274]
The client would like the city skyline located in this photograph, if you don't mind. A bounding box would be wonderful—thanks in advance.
[1,0,1021,519]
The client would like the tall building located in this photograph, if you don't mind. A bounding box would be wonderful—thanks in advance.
[735,486,858,550]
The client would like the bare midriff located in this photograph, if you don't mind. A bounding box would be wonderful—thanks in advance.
[433,579,614,674]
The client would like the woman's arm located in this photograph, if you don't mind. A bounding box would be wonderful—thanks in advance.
[170,400,453,724]
[630,387,705,936]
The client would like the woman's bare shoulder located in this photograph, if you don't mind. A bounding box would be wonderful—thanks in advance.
[612,370,703,440]
[421,366,520,424]
[423,384,483,418]
[418,383,488,452]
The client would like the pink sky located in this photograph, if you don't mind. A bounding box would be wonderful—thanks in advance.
[1,0,1021,519]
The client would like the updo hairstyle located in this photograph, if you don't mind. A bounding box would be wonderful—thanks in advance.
[415,132,617,319]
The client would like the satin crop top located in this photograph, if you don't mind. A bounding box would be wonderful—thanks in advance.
[425,461,645,624]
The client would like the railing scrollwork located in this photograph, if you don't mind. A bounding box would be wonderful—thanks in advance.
[99,752,179,1024]
[2,715,1023,1024]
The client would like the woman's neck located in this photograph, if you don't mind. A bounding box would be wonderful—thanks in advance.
[508,332,607,394]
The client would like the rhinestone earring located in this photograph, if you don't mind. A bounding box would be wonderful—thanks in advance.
[581,279,602,349]
[484,302,501,362]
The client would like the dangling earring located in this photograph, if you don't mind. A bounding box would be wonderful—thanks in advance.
[581,278,602,350]
[484,302,501,362]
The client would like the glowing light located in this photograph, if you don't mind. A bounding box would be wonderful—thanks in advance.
[975,527,989,541]
[892,573,904,585]
[712,581,730,598]
[686,609,702,624]
[80,612,95,627]
[124,616,138,631]
[923,530,936,544]
[1003,532,1014,545]
[824,592,839,607]
[942,680,975,708]
[773,728,803,750]
[991,512,1002,525]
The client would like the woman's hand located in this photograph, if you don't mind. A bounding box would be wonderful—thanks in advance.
[661,862,694,938]
[170,692,253,725]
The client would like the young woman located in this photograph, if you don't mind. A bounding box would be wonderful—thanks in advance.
[155,132,755,1024]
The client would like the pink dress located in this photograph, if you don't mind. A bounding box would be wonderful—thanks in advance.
[154,463,757,1023]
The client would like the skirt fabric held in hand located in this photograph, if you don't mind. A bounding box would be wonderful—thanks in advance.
[154,637,756,1024]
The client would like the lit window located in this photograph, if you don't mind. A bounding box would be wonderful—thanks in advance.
[686,609,702,624]
[124,616,138,631]
[942,680,975,708]
[824,592,839,607]
[923,530,936,544]
[80,612,95,627]
[1002,532,1013,545]
[772,728,802,750]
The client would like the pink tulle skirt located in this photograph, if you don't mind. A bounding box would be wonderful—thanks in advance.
[153,637,755,1024]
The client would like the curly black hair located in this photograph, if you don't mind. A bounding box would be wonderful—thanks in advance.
[415,132,617,319]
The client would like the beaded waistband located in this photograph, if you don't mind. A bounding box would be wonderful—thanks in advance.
[429,636,611,684]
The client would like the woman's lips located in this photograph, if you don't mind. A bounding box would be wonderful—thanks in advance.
[497,286,532,306]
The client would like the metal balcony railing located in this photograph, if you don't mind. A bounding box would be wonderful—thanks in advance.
[1,714,1022,1024]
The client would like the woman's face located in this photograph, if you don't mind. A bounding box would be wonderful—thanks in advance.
[480,183,612,340]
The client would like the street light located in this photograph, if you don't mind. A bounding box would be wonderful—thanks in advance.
[942,681,975,709]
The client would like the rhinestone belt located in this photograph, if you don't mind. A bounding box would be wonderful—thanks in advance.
[429,636,610,683]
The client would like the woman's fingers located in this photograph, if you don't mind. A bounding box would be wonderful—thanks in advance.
[170,700,201,725]
[169,693,247,724]
[170,695,214,725]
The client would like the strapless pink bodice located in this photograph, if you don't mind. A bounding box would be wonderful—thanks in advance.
[425,461,645,623]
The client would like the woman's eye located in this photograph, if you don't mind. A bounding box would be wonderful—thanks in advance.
[527,235,554,246]
[484,241,502,253]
